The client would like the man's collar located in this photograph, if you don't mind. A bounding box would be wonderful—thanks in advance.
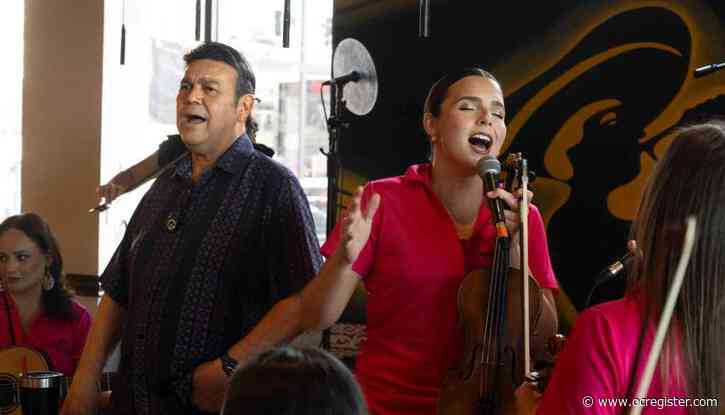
[175,134,254,179]
[215,134,254,174]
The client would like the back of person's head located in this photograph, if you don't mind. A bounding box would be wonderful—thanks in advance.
[222,346,368,415]
[0,213,76,321]
[183,41,259,140]
[632,120,725,412]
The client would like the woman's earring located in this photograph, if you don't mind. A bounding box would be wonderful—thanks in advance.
[43,268,55,291]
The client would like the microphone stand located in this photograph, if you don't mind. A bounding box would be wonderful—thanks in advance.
[323,80,350,234]
[319,80,352,356]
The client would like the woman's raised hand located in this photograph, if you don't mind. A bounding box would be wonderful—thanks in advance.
[339,186,381,265]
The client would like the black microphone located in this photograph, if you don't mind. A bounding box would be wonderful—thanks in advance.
[322,71,361,86]
[593,251,633,285]
[694,62,725,78]
[477,156,507,227]
[584,250,634,308]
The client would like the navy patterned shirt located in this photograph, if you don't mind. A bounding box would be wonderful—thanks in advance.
[101,135,321,414]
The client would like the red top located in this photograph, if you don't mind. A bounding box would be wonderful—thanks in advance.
[538,295,688,414]
[321,164,559,415]
[0,292,91,377]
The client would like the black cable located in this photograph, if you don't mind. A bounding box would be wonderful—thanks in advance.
[283,0,291,48]
[195,0,201,41]
[204,0,213,42]
[120,0,126,65]
[418,0,430,38]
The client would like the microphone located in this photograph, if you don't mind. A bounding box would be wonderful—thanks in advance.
[322,71,361,86]
[694,62,725,78]
[477,156,507,228]
[584,250,634,308]
[593,251,633,286]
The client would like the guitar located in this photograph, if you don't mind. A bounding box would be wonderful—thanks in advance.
[0,346,113,415]
[0,346,50,415]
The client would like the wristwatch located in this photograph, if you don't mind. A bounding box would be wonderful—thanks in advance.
[220,352,238,377]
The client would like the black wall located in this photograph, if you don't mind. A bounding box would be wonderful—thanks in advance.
[331,0,725,314]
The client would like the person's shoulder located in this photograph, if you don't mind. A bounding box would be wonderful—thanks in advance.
[365,174,407,194]
[159,134,186,162]
[576,297,640,338]
[585,297,637,319]
[528,202,542,216]
[248,151,297,181]
[69,301,92,323]
[239,153,309,198]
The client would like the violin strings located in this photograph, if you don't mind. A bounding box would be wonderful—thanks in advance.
[480,236,509,403]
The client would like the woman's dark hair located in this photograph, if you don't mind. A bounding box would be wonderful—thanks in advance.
[630,121,725,413]
[184,41,258,141]
[222,346,368,415]
[0,213,77,321]
[423,66,499,117]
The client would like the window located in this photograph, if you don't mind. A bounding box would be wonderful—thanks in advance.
[99,0,199,269]
[216,0,333,242]
[0,0,24,218]
[100,1,332,269]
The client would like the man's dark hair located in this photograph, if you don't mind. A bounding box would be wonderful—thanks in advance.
[183,42,259,140]
[183,41,256,100]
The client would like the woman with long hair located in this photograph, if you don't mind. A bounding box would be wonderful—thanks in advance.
[517,122,725,414]
[0,213,91,377]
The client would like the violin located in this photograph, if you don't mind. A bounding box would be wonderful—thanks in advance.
[437,153,560,414]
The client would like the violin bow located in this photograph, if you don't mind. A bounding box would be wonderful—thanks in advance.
[628,216,697,415]
[519,158,532,377]
[89,151,188,213]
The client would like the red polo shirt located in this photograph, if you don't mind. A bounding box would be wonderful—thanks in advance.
[321,163,558,415]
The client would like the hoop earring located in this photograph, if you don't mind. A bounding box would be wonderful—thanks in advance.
[43,268,55,291]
